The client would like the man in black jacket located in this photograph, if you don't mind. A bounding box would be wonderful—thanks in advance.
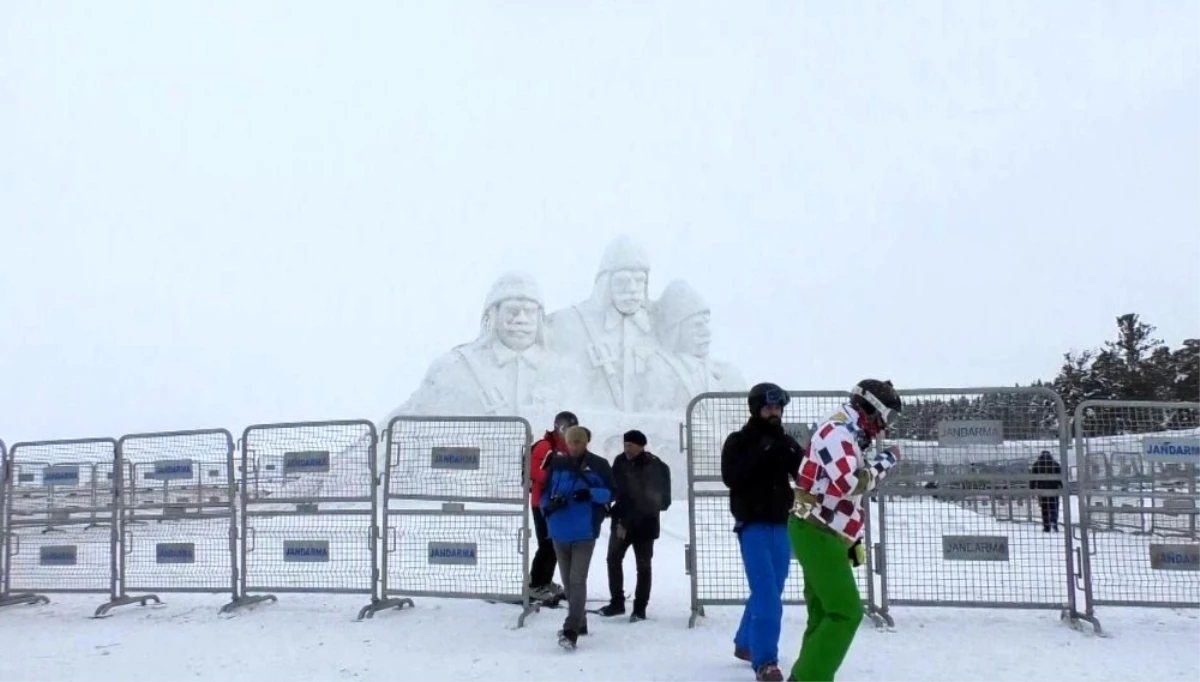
[597,429,671,622]
[721,382,804,682]
[1030,450,1063,532]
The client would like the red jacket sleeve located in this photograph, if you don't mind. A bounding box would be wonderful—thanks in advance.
[530,439,552,486]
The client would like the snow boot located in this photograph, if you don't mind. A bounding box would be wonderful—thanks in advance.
[755,663,784,681]
[597,602,625,617]
[557,628,578,650]
[734,646,751,662]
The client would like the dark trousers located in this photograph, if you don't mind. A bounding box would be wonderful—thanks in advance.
[1039,496,1060,531]
[606,528,654,611]
[530,506,558,587]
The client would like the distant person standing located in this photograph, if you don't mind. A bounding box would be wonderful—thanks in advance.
[527,411,579,603]
[597,429,671,622]
[789,379,903,682]
[1030,450,1063,532]
[540,425,614,650]
[721,382,804,682]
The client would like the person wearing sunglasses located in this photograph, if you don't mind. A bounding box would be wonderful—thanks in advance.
[721,382,805,682]
[787,379,903,682]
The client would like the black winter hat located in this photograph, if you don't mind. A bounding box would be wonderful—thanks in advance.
[623,430,648,447]
[554,411,579,429]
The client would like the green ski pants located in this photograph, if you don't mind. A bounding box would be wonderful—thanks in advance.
[787,516,864,682]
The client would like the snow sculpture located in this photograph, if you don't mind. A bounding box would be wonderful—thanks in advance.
[383,236,749,497]
[637,279,747,412]
[544,235,659,414]
[383,271,577,430]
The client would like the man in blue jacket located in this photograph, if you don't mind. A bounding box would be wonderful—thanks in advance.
[540,425,614,649]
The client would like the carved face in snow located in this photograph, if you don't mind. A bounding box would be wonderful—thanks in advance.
[676,312,712,358]
[495,298,541,351]
[609,269,648,315]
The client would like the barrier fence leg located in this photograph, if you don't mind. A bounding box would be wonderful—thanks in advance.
[357,525,414,620]
[219,526,277,614]
[0,592,49,609]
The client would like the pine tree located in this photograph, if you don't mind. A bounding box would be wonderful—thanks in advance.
[1169,339,1199,402]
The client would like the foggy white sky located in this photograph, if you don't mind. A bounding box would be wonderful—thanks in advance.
[1,1,1197,442]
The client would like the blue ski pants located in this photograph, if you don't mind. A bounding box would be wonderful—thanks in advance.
[734,522,791,668]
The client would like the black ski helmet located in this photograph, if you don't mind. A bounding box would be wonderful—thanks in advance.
[850,379,903,427]
[748,382,790,415]
[554,411,579,430]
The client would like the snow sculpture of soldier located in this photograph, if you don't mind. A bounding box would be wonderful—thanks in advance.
[545,235,661,415]
[387,271,572,428]
[638,278,748,412]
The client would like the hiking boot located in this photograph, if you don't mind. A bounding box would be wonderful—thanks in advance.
[556,628,578,649]
[756,663,784,681]
[529,582,565,601]
[597,602,626,617]
[734,645,751,662]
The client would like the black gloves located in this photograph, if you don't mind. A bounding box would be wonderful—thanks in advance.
[572,488,592,503]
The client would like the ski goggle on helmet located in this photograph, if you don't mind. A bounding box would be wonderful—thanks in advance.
[852,384,901,429]
[762,387,790,408]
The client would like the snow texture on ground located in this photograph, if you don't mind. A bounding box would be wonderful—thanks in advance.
[1,505,1197,682]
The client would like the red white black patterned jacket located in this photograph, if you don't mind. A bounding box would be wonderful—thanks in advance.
[792,404,898,544]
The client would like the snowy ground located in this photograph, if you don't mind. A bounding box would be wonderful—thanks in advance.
[1,505,1197,682]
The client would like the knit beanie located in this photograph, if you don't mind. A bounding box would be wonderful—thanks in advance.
[623,429,648,447]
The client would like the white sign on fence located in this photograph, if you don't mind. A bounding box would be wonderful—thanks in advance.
[937,420,1004,446]
[1141,436,1200,465]
[1148,544,1200,571]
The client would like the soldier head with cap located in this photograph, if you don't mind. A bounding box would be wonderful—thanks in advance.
[480,271,545,352]
[652,279,712,358]
[595,235,651,316]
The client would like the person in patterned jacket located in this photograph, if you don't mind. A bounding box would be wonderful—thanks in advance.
[787,379,903,682]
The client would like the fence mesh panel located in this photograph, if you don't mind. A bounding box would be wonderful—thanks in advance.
[685,392,880,627]
[367,416,532,625]
[116,430,237,598]
[2,439,118,602]
[1075,400,1200,626]
[227,421,379,614]
[0,439,7,602]
[875,387,1075,620]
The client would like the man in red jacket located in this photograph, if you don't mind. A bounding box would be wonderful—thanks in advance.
[528,410,579,602]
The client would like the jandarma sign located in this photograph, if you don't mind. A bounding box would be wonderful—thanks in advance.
[1141,437,1200,464]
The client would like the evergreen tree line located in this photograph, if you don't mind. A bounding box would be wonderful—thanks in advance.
[887,314,1199,441]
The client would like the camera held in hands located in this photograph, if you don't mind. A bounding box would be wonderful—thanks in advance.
[544,494,568,516]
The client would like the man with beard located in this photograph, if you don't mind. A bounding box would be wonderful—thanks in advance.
[721,382,804,682]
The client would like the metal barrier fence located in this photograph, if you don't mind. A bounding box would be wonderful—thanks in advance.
[0,394,1192,631]
[0,439,118,610]
[1074,400,1200,633]
[0,439,7,606]
[360,416,533,626]
[683,391,885,628]
[97,429,238,616]
[872,387,1079,626]
[224,420,380,615]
